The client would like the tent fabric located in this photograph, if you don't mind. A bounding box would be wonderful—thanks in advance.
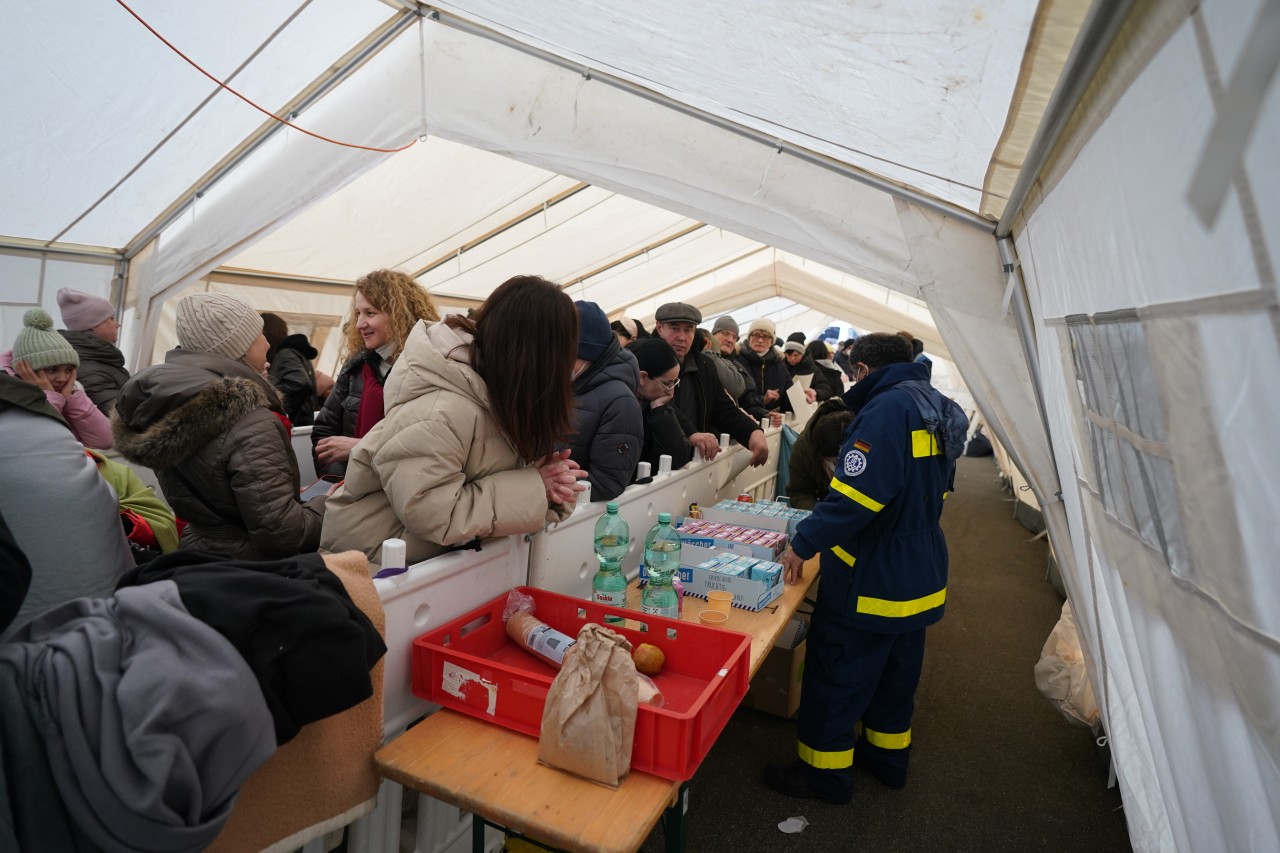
[3,2,1279,850]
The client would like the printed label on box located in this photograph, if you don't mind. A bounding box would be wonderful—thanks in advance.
[441,661,497,715]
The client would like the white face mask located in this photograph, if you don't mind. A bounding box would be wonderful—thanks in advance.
[822,457,836,479]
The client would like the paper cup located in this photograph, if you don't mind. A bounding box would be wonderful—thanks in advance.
[698,610,730,626]
[707,590,733,614]
[636,461,652,479]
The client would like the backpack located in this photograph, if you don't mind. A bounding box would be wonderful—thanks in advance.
[894,379,969,462]
[964,424,994,457]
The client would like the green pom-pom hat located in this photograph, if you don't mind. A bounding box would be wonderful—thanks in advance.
[11,308,80,371]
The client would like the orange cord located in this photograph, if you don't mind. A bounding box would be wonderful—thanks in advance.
[114,0,417,154]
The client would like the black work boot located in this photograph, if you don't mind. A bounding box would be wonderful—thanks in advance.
[854,748,908,789]
[763,760,852,805]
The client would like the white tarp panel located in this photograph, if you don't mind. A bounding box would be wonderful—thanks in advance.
[433,0,1038,211]
[1015,1,1280,849]
[0,0,391,248]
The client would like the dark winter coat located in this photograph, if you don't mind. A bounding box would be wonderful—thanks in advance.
[834,348,855,380]
[311,350,387,477]
[735,346,793,412]
[786,353,837,401]
[790,361,954,633]
[672,350,760,446]
[787,398,851,510]
[59,329,130,417]
[638,401,695,472]
[113,348,324,560]
[268,334,319,426]
[566,338,642,502]
[712,351,767,418]
[815,359,844,396]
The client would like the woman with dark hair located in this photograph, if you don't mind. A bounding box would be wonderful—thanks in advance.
[806,340,845,395]
[320,275,586,565]
[261,312,320,426]
[627,337,695,472]
[312,270,439,476]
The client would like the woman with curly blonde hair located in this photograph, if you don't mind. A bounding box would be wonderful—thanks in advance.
[312,270,439,476]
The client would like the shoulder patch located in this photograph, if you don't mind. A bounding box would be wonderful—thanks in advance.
[843,448,867,477]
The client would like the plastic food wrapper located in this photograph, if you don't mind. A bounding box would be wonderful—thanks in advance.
[778,816,809,834]
[503,590,664,707]
[537,623,638,787]
[1033,600,1099,727]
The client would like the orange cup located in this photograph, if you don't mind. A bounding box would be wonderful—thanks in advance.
[707,590,734,614]
[698,610,729,626]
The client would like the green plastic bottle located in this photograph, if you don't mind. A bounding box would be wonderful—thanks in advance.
[592,502,630,624]
[641,512,682,619]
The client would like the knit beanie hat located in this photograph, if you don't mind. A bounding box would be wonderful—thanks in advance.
[747,317,776,338]
[782,340,806,355]
[711,316,739,336]
[13,308,79,370]
[57,288,116,332]
[175,293,263,361]
[575,300,613,362]
[786,331,807,344]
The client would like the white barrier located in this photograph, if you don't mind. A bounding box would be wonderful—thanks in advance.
[292,424,318,485]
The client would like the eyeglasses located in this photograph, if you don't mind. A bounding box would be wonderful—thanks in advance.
[658,377,680,391]
[748,331,773,341]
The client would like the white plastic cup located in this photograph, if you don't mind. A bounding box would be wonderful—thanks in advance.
[636,461,652,479]
[761,417,771,430]
[658,454,673,475]
[719,432,730,449]
[576,481,592,505]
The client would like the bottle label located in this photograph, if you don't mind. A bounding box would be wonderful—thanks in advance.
[641,603,679,619]
[593,589,626,608]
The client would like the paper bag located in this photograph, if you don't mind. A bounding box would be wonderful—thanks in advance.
[537,623,638,787]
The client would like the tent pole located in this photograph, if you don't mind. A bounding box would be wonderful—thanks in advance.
[996,0,1136,238]
[413,4,993,234]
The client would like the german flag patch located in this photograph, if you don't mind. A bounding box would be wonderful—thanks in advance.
[853,439,871,453]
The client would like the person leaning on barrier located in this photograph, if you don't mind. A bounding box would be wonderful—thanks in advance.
[766,332,960,805]
[786,397,853,510]
[564,301,642,502]
[113,293,326,560]
[626,336,695,473]
[320,276,586,566]
[652,302,768,467]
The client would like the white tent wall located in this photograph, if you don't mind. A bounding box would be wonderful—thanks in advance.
[0,250,118,346]
[1013,1,1280,850]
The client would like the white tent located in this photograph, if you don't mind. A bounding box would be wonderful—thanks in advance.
[3,1,1277,849]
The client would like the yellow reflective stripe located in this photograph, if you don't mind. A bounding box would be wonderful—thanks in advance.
[864,726,911,750]
[828,477,885,512]
[798,741,853,770]
[831,546,856,567]
[942,491,949,500]
[912,429,941,457]
[856,587,947,618]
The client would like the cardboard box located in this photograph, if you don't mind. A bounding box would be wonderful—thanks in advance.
[701,499,811,537]
[743,637,806,718]
[679,563,784,612]
[677,520,787,563]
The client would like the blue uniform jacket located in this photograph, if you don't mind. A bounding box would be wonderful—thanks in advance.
[789,361,953,633]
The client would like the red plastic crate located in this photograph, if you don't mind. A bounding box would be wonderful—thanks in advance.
[411,585,751,781]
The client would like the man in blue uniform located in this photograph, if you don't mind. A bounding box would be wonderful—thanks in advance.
[765,332,960,804]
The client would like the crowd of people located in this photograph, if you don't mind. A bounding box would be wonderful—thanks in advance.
[2,274,958,833]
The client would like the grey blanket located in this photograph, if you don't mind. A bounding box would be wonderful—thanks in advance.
[0,581,275,853]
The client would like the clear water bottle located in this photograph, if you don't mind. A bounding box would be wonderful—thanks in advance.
[641,512,682,619]
[592,502,630,624]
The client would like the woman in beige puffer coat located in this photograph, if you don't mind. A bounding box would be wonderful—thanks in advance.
[321,276,586,566]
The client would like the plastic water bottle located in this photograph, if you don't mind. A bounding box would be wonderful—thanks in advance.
[641,512,682,619]
[592,502,630,624]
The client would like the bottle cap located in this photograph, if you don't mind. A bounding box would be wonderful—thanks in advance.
[607,502,619,512]
[658,512,672,524]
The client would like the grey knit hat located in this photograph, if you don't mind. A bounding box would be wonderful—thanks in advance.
[175,293,263,361]
[711,316,739,335]
[12,308,79,370]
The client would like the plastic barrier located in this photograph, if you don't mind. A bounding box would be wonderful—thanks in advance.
[292,425,318,485]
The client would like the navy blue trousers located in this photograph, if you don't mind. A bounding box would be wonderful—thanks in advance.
[795,613,927,799]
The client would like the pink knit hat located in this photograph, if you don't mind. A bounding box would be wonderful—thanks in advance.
[57,288,115,331]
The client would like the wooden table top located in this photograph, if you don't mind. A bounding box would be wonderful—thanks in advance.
[373,561,818,853]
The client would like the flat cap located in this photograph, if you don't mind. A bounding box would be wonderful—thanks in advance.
[654,302,702,325]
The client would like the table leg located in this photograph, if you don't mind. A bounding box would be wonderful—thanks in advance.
[662,782,690,853]
[472,811,486,853]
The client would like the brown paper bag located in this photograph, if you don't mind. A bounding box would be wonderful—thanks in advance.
[536,623,638,787]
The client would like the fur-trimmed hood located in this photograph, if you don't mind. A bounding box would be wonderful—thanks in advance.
[114,349,277,470]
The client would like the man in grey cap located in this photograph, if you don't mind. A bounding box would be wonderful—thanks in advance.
[653,303,768,466]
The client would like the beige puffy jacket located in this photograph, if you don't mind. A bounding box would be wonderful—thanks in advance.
[320,320,572,566]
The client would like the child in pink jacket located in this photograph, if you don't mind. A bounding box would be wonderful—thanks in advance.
[4,309,113,449]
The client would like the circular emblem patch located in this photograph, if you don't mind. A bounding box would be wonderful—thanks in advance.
[843,449,867,477]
